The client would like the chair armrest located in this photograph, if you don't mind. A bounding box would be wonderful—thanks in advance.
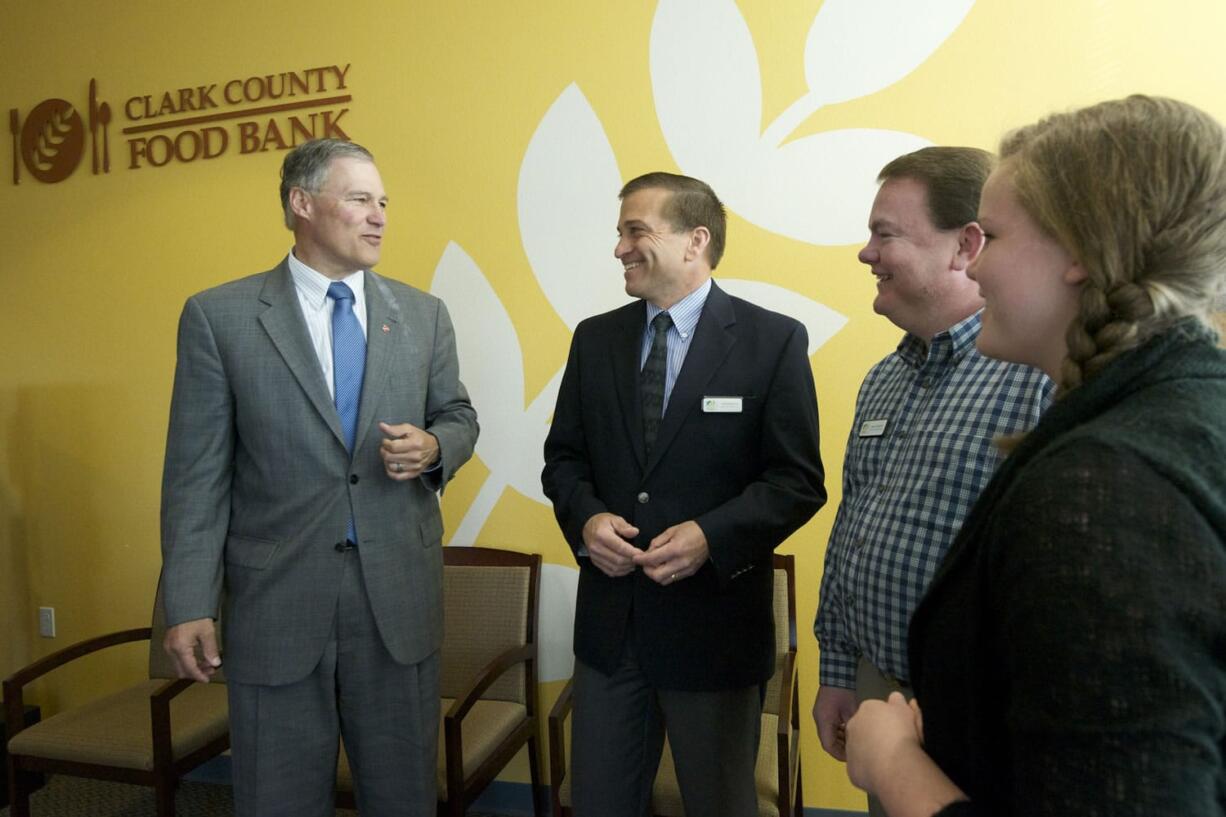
[774,649,797,738]
[548,678,575,811]
[4,627,152,691]
[441,642,536,792]
[774,649,800,807]
[445,642,535,723]
[3,627,152,745]
[150,677,205,770]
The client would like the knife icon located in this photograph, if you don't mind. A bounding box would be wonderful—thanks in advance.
[88,78,98,174]
[9,108,19,185]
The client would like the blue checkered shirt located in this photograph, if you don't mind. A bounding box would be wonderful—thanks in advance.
[814,311,1052,687]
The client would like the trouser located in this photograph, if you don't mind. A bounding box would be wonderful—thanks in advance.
[571,626,761,817]
[856,655,914,817]
[227,547,440,817]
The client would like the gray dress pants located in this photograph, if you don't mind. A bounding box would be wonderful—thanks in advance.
[227,548,440,817]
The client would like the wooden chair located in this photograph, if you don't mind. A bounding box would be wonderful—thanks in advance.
[548,553,803,817]
[336,545,544,816]
[3,581,230,817]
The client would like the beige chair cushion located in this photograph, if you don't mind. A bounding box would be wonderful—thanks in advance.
[336,697,527,800]
[558,713,785,817]
[8,680,229,771]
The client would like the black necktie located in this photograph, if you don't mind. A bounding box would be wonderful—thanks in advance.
[641,312,673,454]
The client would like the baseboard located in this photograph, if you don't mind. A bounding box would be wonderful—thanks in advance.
[186,760,865,816]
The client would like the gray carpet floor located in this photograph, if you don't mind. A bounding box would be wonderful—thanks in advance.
[0,775,353,816]
[1,775,508,816]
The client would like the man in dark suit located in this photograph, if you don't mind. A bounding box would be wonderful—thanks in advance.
[542,172,825,816]
[160,138,478,817]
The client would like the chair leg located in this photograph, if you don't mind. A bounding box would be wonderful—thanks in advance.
[445,782,465,817]
[526,735,544,817]
[154,774,177,817]
[7,762,32,817]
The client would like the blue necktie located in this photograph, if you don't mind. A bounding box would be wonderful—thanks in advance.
[328,282,366,543]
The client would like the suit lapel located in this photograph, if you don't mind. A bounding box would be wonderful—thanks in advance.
[609,303,649,470]
[353,270,407,459]
[645,282,736,472]
[257,260,347,448]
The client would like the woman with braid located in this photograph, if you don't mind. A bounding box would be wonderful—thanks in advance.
[844,95,1226,816]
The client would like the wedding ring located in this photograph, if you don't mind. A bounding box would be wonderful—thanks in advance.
[393,462,403,473]
[670,573,677,582]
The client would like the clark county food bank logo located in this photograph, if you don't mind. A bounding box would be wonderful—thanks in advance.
[9,65,353,185]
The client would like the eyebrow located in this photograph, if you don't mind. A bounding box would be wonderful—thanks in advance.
[617,218,650,232]
[345,189,388,203]
[869,218,901,233]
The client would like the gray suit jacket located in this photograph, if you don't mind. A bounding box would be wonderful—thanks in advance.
[160,259,478,686]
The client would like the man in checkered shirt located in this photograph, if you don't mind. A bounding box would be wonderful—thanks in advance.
[812,147,1052,817]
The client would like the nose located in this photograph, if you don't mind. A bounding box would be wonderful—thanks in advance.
[614,235,631,259]
[857,240,877,266]
[368,205,386,227]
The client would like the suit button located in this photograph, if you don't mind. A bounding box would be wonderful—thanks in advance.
[349,474,359,484]
[637,492,649,504]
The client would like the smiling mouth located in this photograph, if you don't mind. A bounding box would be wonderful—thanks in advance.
[623,262,642,272]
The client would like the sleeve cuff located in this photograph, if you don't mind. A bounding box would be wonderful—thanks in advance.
[818,650,859,688]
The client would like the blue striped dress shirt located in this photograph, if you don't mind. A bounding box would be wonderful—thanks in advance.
[641,278,712,411]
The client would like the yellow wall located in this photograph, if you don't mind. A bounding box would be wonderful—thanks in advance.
[3,1,1225,811]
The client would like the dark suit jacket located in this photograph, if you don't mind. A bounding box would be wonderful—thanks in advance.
[160,259,478,686]
[542,281,825,690]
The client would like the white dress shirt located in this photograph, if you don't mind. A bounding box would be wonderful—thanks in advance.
[287,250,367,399]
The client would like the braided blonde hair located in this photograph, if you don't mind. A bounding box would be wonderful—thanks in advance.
[999,95,1226,391]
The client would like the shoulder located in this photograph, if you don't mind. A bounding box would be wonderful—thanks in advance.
[368,271,438,307]
[721,289,804,336]
[991,436,1220,585]
[189,267,275,306]
[959,345,1051,394]
[572,300,641,337]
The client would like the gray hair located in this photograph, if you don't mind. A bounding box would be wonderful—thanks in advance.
[279,139,375,230]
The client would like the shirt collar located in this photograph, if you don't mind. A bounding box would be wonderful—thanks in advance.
[287,249,366,308]
[645,278,712,339]
[896,310,983,369]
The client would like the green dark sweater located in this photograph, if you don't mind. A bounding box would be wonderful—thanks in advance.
[911,320,1226,817]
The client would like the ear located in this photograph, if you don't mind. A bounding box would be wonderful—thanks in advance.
[1063,261,1088,284]
[952,222,986,271]
[686,226,712,263]
[289,187,313,224]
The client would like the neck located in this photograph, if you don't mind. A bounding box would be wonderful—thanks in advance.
[650,272,711,310]
[292,244,360,281]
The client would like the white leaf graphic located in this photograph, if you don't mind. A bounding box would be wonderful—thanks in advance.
[804,0,976,106]
[652,0,962,246]
[719,279,847,355]
[537,563,579,682]
[723,128,930,246]
[431,242,555,544]
[650,0,762,172]
[520,83,628,330]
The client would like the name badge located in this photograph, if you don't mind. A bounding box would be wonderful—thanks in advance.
[859,418,888,437]
[702,396,743,413]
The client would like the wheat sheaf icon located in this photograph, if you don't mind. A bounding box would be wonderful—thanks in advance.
[33,107,77,171]
[12,97,86,184]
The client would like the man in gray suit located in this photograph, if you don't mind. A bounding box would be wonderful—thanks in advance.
[160,138,478,817]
